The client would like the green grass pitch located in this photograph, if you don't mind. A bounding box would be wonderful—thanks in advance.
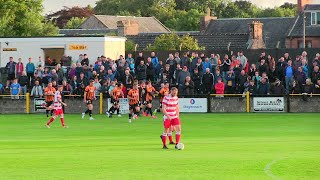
[0,113,319,180]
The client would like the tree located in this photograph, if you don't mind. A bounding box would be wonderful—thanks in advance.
[64,17,87,29]
[126,40,136,52]
[165,9,204,31]
[0,0,59,36]
[146,33,203,51]
[47,6,94,28]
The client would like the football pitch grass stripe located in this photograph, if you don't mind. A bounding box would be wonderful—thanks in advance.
[264,158,286,180]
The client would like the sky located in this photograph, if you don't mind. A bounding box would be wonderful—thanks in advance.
[43,0,320,14]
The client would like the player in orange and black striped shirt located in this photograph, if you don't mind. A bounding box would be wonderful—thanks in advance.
[44,82,56,117]
[106,83,124,118]
[143,81,158,118]
[127,83,140,122]
[82,80,96,120]
[158,82,170,111]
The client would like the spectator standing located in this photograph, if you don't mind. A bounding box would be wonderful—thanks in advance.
[257,78,270,95]
[285,60,294,94]
[177,66,191,92]
[81,54,90,66]
[10,78,20,99]
[295,67,307,91]
[146,57,155,82]
[215,78,225,96]
[311,66,320,84]
[301,59,309,78]
[276,57,286,83]
[270,79,285,95]
[191,68,202,94]
[15,58,24,78]
[181,52,190,70]
[209,54,218,71]
[221,55,231,78]
[18,71,28,99]
[26,58,35,86]
[136,60,147,81]
[202,57,212,75]
[237,51,247,70]
[93,78,101,96]
[313,79,320,94]
[225,70,236,94]
[202,68,214,94]
[173,64,182,85]
[182,76,194,95]
[135,52,145,68]
[31,80,43,98]
[174,52,181,65]
[36,56,45,69]
[6,57,17,88]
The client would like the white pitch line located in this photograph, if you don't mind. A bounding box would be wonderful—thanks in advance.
[264,158,284,180]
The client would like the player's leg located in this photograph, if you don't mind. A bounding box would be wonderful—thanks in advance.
[167,125,174,144]
[116,103,121,117]
[128,107,133,123]
[174,124,182,147]
[162,119,171,149]
[134,106,140,119]
[46,114,57,128]
[89,104,94,120]
[59,111,68,128]
[82,102,90,119]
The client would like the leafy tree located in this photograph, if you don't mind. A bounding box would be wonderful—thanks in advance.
[47,6,94,28]
[165,9,204,31]
[0,0,59,36]
[64,17,87,29]
[125,40,136,52]
[147,33,203,51]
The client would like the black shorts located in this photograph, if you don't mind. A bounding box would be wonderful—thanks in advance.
[129,103,139,110]
[86,100,93,105]
[111,98,119,106]
[7,73,15,81]
[46,101,53,107]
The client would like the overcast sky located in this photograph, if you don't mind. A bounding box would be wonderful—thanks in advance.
[43,0,320,14]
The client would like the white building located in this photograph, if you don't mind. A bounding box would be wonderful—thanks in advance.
[0,36,126,67]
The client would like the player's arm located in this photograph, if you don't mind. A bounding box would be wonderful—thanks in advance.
[83,88,87,103]
[176,103,180,118]
[162,103,172,120]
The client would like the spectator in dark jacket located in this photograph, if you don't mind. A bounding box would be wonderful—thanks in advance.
[146,57,155,82]
[191,68,202,94]
[177,66,191,91]
[202,68,214,94]
[182,76,194,95]
[136,60,147,81]
[135,52,145,68]
[18,71,29,99]
[81,54,89,66]
[257,78,270,95]
[5,57,16,88]
[295,66,306,91]
[225,70,236,94]
[270,79,285,95]
[181,52,191,70]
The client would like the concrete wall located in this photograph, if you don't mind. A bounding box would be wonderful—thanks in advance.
[210,97,246,112]
[289,96,320,113]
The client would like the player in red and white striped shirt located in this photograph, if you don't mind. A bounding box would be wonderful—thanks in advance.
[46,85,68,128]
[161,87,181,149]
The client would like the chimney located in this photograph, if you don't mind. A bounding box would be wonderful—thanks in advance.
[298,0,313,12]
[117,20,139,36]
[248,21,266,49]
[200,7,217,33]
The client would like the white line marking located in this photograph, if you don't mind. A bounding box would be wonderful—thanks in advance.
[264,158,284,180]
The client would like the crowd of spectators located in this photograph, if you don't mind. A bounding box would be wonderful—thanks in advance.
[1,50,320,99]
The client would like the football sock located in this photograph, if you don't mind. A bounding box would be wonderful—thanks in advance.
[168,133,173,143]
[108,107,114,114]
[162,133,167,146]
[129,113,132,119]
[60,118,65,126]
[116,108,120,115]
[149,108,153,116]
[46,110,49,116]
[50,110,54,116]
[85,109,89,114]
[89,110,92,117]
[47,116,56,125]
[175,131,181,145]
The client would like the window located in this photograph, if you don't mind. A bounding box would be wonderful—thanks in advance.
[298,40,312,48]
[311,12,316,25]
[311,12,320,25]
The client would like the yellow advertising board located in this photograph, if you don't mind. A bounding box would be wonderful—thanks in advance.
[69,44,87,50]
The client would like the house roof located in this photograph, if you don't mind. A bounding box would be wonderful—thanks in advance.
[92,15,171,33]
[59,29,115,36]
[304,4,320,11]
[287,5,320,37]
[126,33,248,50]
[204,17,295,48]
